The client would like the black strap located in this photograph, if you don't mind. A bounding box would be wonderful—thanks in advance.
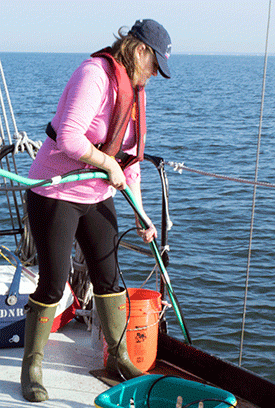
[46,122,57,141]
[45,122,133,169]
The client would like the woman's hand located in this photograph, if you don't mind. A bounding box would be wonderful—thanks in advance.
[79,145,126,190]
[135,215,157,244]
[105,156,127,190]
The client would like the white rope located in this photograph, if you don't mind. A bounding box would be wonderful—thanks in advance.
[126,303,170,332]
[13,131,42,160]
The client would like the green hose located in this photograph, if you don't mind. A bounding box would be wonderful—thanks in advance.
[0,167,191,343]
[0,168,109,187]
[122,188,191,344]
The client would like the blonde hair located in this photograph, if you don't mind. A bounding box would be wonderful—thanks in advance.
[110,27,154,80]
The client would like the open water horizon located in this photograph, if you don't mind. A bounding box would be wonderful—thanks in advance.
[0,52,275,382]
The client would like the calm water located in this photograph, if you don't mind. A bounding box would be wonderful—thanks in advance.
[1,52,275,382]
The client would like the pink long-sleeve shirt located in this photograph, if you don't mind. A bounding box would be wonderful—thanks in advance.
[28,57,141,204]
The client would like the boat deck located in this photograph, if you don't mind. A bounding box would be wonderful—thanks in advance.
[0,319,109,407]
[0,318,258,408]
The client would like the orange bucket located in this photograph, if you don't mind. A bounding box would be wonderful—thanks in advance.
[104,288,162,372]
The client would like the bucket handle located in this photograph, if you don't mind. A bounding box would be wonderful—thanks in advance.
[127,302,170,332]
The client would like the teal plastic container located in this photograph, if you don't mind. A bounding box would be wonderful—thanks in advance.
[94,374,237,408]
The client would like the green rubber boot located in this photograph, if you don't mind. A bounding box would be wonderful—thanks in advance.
[94,289,143,380]
[21,297,58,402]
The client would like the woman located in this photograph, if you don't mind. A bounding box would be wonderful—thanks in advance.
[21,19,172,402]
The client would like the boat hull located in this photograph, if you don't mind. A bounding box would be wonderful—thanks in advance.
[157,332,275,408]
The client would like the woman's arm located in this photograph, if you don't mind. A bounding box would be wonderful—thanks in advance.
[79,144,127,190]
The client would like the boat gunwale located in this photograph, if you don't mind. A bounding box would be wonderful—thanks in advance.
[157,332,275,408]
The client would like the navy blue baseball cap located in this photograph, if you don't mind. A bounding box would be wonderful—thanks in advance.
[129,19,172,79]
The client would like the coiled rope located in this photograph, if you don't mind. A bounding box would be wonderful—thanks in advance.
[0,60,42,158]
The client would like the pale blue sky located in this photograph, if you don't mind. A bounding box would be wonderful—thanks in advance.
[1,0,274,55]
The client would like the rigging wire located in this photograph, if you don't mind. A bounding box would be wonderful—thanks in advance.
[165,161,275,189]
[238,0,272,367]
[0,60,18,143]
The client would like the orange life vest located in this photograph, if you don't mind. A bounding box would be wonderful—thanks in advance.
[46,48,146,170]
[91,48,146,169]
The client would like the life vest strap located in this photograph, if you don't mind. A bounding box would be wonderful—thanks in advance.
[46,122,57,142]
[45,122,135,169]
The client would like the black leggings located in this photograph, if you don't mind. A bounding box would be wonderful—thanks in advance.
[27,190,120,304]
